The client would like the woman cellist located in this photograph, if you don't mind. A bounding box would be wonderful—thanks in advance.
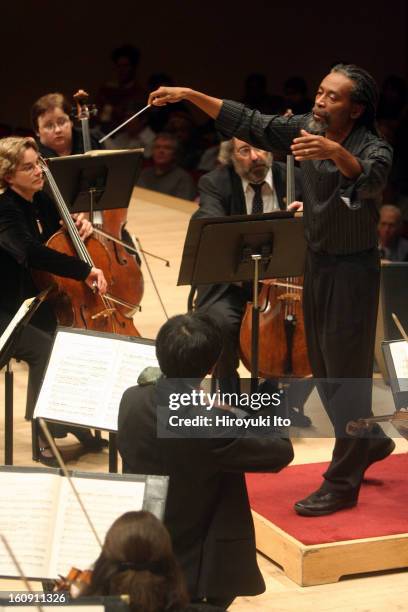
[0,136,107,464]
[32,92,103,158]
[31,91,144,330]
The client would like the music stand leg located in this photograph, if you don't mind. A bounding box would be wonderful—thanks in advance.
[4,362,13,465]
[108,432,118,473]
[250,256,261,394]
[32,419,40,462]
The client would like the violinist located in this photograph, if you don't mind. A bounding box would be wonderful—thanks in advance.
[81,511,195,612]
[192,138,305,414]
[0,136,107,464]
[148,63,396,516]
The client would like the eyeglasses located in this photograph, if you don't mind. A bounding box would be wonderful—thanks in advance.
[40,116,70,132]
[236,146,265,158]
[17,160,43,175]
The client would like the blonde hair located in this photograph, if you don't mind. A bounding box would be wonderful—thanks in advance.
[0,137,38,189]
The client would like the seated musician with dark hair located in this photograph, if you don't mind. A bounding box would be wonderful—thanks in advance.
[118,312,293,609]
[0,136,107,464]
[82,510,225,612]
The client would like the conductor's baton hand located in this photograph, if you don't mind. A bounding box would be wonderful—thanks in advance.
[148,86,190,106]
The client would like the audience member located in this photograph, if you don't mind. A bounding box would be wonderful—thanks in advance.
[241,73,285,115]
[283,76,312,115]
[378,75,407,122]
[104,115,155,157]
[118,313,293,608]
[137,133,197,200]
[164,110,202,170]
[96,44,146,135]
[196,121,220,173]
[378,204,408,261]
[147,73,185,133]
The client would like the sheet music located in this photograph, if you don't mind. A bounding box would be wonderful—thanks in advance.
[0,297,35,354]
[0,472,59,578]
[34,331,158,430]
[389,341,408,391]
[49,476,145,577]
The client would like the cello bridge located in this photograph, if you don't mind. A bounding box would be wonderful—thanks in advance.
[277,293,301,302]
[91,308,116,320]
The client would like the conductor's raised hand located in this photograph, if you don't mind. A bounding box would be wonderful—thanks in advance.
[291,129,338,161]
[86,267,107,295]
[148,86,190,106]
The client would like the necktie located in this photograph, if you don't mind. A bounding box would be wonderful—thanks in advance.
[250,182,264,214]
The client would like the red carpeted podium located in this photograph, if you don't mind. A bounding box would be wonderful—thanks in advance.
[246,453,408,586]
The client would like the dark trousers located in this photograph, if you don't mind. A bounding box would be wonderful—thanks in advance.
[0,312,99,457]
[0,312,53,421]
[201,286,248,395]
[303,248,389,494]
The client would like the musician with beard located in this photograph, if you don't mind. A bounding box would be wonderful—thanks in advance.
[149,64,395,516]
[191,138,302,400]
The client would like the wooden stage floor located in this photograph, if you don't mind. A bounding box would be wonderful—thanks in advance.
[0,187,407,611]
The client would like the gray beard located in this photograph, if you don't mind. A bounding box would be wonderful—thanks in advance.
[232,159,272,183]
[307,116,329,135]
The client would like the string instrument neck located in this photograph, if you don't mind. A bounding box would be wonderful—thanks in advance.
[40,159,93,267]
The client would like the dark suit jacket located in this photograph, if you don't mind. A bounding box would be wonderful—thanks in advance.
[194,162,302,308]
[118,378,293,601]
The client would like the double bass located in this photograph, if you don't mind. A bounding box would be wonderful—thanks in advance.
[239,155,311,378]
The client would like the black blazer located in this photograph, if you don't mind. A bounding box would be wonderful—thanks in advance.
[0,188,90,332]
[118,379,293,601]
[193,162,302,308]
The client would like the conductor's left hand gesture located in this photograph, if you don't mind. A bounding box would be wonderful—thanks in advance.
[291,129,339,161]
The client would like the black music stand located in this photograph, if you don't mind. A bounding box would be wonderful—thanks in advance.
[0,288,51,465]
[46,149,144,221]
[178,212,306,389]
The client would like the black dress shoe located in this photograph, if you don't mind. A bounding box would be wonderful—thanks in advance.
[294,489,358,517]
[288,407,312,428]
[365,437,395,471]
[70,428,109,452]
[80,436,109,452]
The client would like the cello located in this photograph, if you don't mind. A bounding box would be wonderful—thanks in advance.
[239,155,311,378]
[73,89,144,334]
[33,157,140,334]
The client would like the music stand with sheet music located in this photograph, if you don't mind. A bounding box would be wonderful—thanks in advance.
[46,149,144,221]
[0,288,51,465]
[178,211,306,388]
[33,328,158,473]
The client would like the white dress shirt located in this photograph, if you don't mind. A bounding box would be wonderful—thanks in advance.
[241,168,279,214]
